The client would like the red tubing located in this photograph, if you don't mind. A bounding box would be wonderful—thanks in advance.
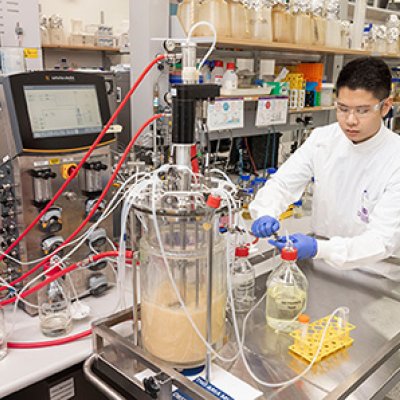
[0,110,164,294]
[7,329,92,349]
[6,251,133,349]
[0,251,133,307]
[0,54,166,287]
[0,112,163,293]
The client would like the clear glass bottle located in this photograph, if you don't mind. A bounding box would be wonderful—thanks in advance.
[239,173,251,191]
[302,177,314,216]
[38,266,72,337]
[372,24,387,54]
[386,15,399,54]
[250,1,273,42]
[362,24,373,51]
[40,16,50,46]
[340,20,351,49]
[293,199,303,219]
[48,14,66,45]
[232,246,255,313]
[266,246,308,332]
[241,187,254,220]
[292,0,312,45]
[230,0,251,39]
[311,0,326,46]
[0,307,7,361]
[324,0,341,48]
[272,0,294,43]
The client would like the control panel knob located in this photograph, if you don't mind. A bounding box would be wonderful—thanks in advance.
[31,168,57,180]
[39,207,63,234]
[41,235,64,256]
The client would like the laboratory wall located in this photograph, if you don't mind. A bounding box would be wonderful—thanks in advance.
[39,0,129,35]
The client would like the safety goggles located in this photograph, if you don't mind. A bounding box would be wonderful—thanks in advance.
[334,99,386,118]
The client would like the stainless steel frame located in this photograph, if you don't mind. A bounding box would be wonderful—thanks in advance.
[85,257,400,399]
[88,308,218,400]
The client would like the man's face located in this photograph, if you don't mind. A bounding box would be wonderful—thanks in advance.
[336,87,393,143]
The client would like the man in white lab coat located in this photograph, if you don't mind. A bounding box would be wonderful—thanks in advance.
[249,57,400,280]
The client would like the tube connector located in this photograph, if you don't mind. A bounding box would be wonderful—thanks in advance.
[207,194,221,209]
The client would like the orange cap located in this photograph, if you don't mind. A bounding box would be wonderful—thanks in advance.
[298,314,310,324]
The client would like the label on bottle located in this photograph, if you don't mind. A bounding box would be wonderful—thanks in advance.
[42,301,68,313]
[214,75,223,85]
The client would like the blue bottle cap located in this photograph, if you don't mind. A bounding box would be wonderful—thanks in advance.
[294,200,303,206]
[244,187,254,194]
[240,174,251,181]
[267,168,277,174]
[254,177,267,184]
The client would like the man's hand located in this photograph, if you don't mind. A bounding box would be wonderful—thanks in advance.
[269,233,318,260]
[251,216,280,238]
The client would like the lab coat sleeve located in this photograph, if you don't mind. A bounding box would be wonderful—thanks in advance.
[249,130,318,220]
[315,167,400,269]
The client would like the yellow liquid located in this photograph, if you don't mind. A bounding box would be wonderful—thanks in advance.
[141,283,226,366]
[266,284,306,332]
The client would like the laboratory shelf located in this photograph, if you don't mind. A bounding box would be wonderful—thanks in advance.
[212,37,400,59]
[42,44,122,53]
[215,37,365,56]
[288,106,336,114]
[348,2,400,21]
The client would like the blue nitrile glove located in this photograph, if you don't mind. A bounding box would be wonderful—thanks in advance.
[251,216,280,238]
[268,233,318,260]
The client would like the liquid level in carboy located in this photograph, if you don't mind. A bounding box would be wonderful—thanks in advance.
[266,284,306,332]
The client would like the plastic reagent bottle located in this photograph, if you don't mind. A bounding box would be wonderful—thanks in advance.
[266,245,308,332]
[222,62,238,90]
[212,60,225,86]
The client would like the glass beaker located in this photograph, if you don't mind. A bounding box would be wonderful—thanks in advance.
[0,307,7,361]
[139,212,227,368]
[197,0,232,37]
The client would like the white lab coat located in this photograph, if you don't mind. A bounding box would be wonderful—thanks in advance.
[249,122,400,280]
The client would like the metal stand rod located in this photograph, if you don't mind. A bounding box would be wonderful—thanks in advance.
[130,211,139,347]
[206,223,214,382]
[195,221,200,307]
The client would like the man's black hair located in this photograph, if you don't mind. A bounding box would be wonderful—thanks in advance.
[336,57,392,100]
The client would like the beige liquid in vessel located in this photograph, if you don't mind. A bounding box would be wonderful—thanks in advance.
[141,282,226,366]
[266,284,306,333]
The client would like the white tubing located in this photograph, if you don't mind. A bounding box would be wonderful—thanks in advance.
[187,21,217,71]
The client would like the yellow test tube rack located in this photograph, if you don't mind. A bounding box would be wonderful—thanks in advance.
[289,315,356,363]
